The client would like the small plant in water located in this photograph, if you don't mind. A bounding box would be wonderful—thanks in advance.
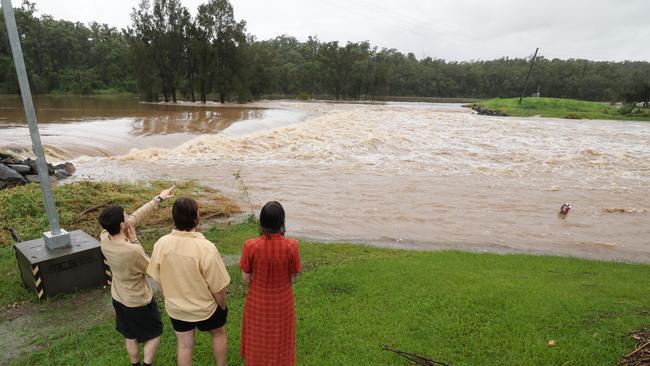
[233,169,256,219]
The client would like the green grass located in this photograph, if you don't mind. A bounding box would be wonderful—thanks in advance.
[0,180,239,308]
[481,97,650,121]
[1,182,649,365]
[0,180,239,248]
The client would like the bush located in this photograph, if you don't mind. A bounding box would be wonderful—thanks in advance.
[297,91,312,100]
[619,102,640,115]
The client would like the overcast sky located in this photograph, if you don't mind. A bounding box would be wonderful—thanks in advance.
[13,0,650,61]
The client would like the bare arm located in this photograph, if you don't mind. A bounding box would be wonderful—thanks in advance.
[242,271,251,285]
[291,273,299,284]
[213,289,227,309]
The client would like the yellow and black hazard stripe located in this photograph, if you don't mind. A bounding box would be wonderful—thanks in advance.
[103,256,112,286]
[32,264,45,299]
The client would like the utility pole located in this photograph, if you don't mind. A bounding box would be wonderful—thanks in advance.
[519,47,539,105]
[2,0,70,249]
[5,0,109,300]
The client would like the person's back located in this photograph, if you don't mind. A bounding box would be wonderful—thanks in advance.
[240,201,301,366]
[150,230,229,321]
[101,230,152,305]
[243,234,297,291]
[98,186,174,366]
[148,197,230,366]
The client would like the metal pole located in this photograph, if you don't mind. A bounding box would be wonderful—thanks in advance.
[2,0,70,249]
[519,47,539,105]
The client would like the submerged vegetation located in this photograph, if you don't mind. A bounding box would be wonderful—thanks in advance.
[0,1,649,104]
[480,97,650,121]
[0,181,649,365]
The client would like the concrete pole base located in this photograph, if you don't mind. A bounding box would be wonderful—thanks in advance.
[43,229,71,250]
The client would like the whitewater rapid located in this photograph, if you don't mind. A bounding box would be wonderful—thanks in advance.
[66,101,650,262]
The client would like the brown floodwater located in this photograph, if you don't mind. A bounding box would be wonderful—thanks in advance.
[1,98,649,262]
[0,95,305,158]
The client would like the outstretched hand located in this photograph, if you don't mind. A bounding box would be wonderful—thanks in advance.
[159,185,175,200]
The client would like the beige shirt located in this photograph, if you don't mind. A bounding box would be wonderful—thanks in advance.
[147,230,230,322]
[100,199,159,307]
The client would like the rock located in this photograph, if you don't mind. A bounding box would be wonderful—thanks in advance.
[0,151,19,164]
[469,104,507,116]
[53,162,75,176]
[1,156,19,165]
[22,158,56,174]
[0,164,26,186]
[23,159,38,174]
[25,174,39,183]
[6,164,30,174]
[54,169,70,179]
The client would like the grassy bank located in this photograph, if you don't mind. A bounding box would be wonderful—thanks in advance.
[481,97,650,121]
[1,182,649,365]
[0,180,240,307]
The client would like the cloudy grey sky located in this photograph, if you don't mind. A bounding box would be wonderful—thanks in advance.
[13,0,650,61]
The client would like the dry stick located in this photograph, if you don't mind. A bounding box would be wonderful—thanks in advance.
[4,227,22,242]
[625,341,650,359]
[80,200,113,215]
[383,345,451,366]
[202,212,226,221]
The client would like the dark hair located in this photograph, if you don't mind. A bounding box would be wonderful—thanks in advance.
[99,205,125,236]
[172,197,199,231]
[259,201,286,236]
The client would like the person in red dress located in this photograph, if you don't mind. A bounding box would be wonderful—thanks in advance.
[239,201,302,366]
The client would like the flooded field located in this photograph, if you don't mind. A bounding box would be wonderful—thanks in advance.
[1,97,649,262]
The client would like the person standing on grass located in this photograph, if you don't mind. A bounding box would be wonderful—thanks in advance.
[147,197,231,366]
[240,201,302,366]
[99,185,175,366]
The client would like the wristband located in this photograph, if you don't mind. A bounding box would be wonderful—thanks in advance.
[155,195,163,203]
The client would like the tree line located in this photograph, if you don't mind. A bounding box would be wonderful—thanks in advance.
[1,0,649,105]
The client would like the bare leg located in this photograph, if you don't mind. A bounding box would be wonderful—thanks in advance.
[125,338,140,364]
[175,329,195,366]
[143,336,161,364]
[208,326,227,366]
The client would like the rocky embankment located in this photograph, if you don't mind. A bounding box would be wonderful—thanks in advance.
[466,104,508,116]
[0,153,75,190]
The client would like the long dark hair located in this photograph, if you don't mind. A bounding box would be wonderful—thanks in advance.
[259,201,286,236]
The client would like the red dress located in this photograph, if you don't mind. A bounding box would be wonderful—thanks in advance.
[239,234,302,366]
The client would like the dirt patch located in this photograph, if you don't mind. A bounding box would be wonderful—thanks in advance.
[2,303,31,321]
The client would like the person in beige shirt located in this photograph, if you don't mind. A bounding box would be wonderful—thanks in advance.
[99,186,174,366]
[147,197,230,366]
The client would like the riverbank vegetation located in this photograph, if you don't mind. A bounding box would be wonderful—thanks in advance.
[480,97,650,121]
[1,1,649,105]
[1,181,649,365]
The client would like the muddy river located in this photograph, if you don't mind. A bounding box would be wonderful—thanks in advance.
[1,96,649,262]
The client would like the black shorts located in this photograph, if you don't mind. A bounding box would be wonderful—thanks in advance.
[170,306,228,332]
[112,297,163,343]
